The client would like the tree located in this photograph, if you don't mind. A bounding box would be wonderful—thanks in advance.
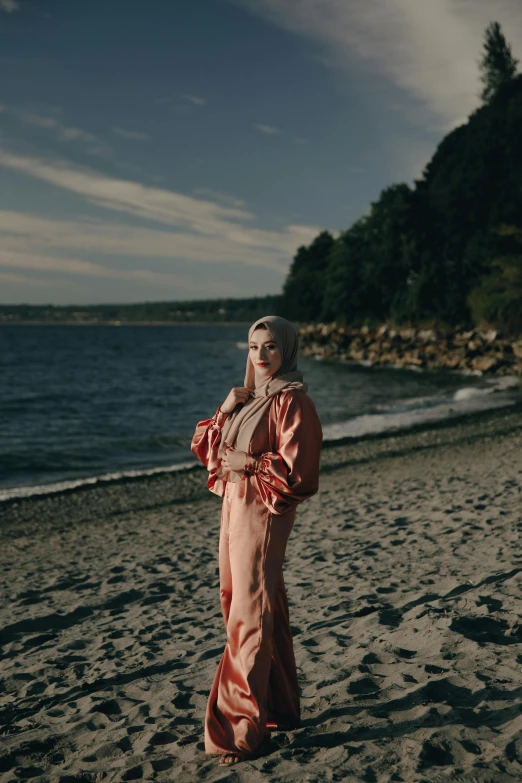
[467,225,522,335]
[281,231,335,321]
[321,219,370,324]
[479,21,518,104]
[361,184,415,320]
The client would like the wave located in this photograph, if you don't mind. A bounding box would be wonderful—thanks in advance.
[362,376,520,418]
[322,384,519,443]
[453,375,519,400]
[0,460,201,503]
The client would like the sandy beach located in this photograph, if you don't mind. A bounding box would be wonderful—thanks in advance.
[1,405,522,782]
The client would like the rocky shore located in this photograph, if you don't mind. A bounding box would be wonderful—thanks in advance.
[299,322,522,376]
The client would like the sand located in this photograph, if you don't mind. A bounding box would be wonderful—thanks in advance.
[1,405,522,782]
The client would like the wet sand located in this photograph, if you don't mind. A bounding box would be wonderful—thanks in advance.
[1,405,522,782]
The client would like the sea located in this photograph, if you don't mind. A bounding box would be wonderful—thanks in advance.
[1,324,520,501]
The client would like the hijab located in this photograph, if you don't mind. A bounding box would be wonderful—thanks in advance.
[216,315,308,482]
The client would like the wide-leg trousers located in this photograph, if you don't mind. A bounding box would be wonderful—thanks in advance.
[204,478,300,755]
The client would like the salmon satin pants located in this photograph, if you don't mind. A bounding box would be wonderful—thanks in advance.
[204,478,300,755]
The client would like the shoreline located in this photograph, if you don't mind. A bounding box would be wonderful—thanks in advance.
[1,382,521,507]
[2,400,522,535]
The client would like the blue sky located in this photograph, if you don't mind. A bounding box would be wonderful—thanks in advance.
[1,0,521,305]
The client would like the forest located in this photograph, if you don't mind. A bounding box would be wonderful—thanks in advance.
[280,22,522,336]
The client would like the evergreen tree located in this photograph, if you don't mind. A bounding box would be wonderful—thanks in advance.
[320,220,368,324]
[467,225,522,335]
[281,231,335,321]
[479,21,518,103]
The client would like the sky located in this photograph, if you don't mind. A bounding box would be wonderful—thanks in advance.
[1,0,522,305]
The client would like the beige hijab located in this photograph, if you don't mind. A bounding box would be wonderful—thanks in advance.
[217,315,307,482]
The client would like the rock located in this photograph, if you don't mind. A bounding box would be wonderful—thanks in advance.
[467,338,483,352]
[440,354,462,369]
[471,356,499,372]
[380,352,399,363]
[453,330,475,346]
[418,328,437,343]
[484,329,499,342]
[402,352,424,367]
[512,342,522,359]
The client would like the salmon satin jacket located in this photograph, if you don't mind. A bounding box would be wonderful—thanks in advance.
[191,388,323,515]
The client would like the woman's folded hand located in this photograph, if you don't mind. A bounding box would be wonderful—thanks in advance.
[220,443,249,472]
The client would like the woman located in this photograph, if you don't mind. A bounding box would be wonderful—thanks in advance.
[191,315,323,765]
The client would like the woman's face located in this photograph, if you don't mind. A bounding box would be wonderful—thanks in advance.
[249,328,282,382]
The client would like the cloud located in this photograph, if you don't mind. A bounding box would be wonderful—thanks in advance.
[0,0,20,12]
[0,247,223,290]
[182,94,207,106]
[0,147,254,234]
[233,0,522,129]
[0,144,321,291]
[6,107,112,156]
[112,126,151,141]
[0,209,317,271]
[254,123,282,135]
[0,271,51,287]
[154,95,207,115]
[0,247,247,300]
[191,187,245,209]
[0,249,130,279]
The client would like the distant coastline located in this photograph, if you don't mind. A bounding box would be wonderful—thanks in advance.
[0,320,251,327]
[0,295,281,326]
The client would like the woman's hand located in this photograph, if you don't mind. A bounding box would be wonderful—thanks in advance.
[220,386,254,414]
[220,444,249,473]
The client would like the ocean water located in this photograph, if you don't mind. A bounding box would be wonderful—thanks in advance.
[1,324,520,501]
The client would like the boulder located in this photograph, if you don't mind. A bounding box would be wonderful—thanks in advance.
[418,328,437,343]
[467,338,483,352]
[471,356,499,372]
[483,329,499,342]
[512,342,522,360]
[440,354,462,369]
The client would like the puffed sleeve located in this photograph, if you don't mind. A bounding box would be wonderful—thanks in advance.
[249,389,322,516]
[191,406,228,480]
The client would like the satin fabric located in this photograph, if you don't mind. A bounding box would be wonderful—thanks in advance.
[191,388,323,755]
